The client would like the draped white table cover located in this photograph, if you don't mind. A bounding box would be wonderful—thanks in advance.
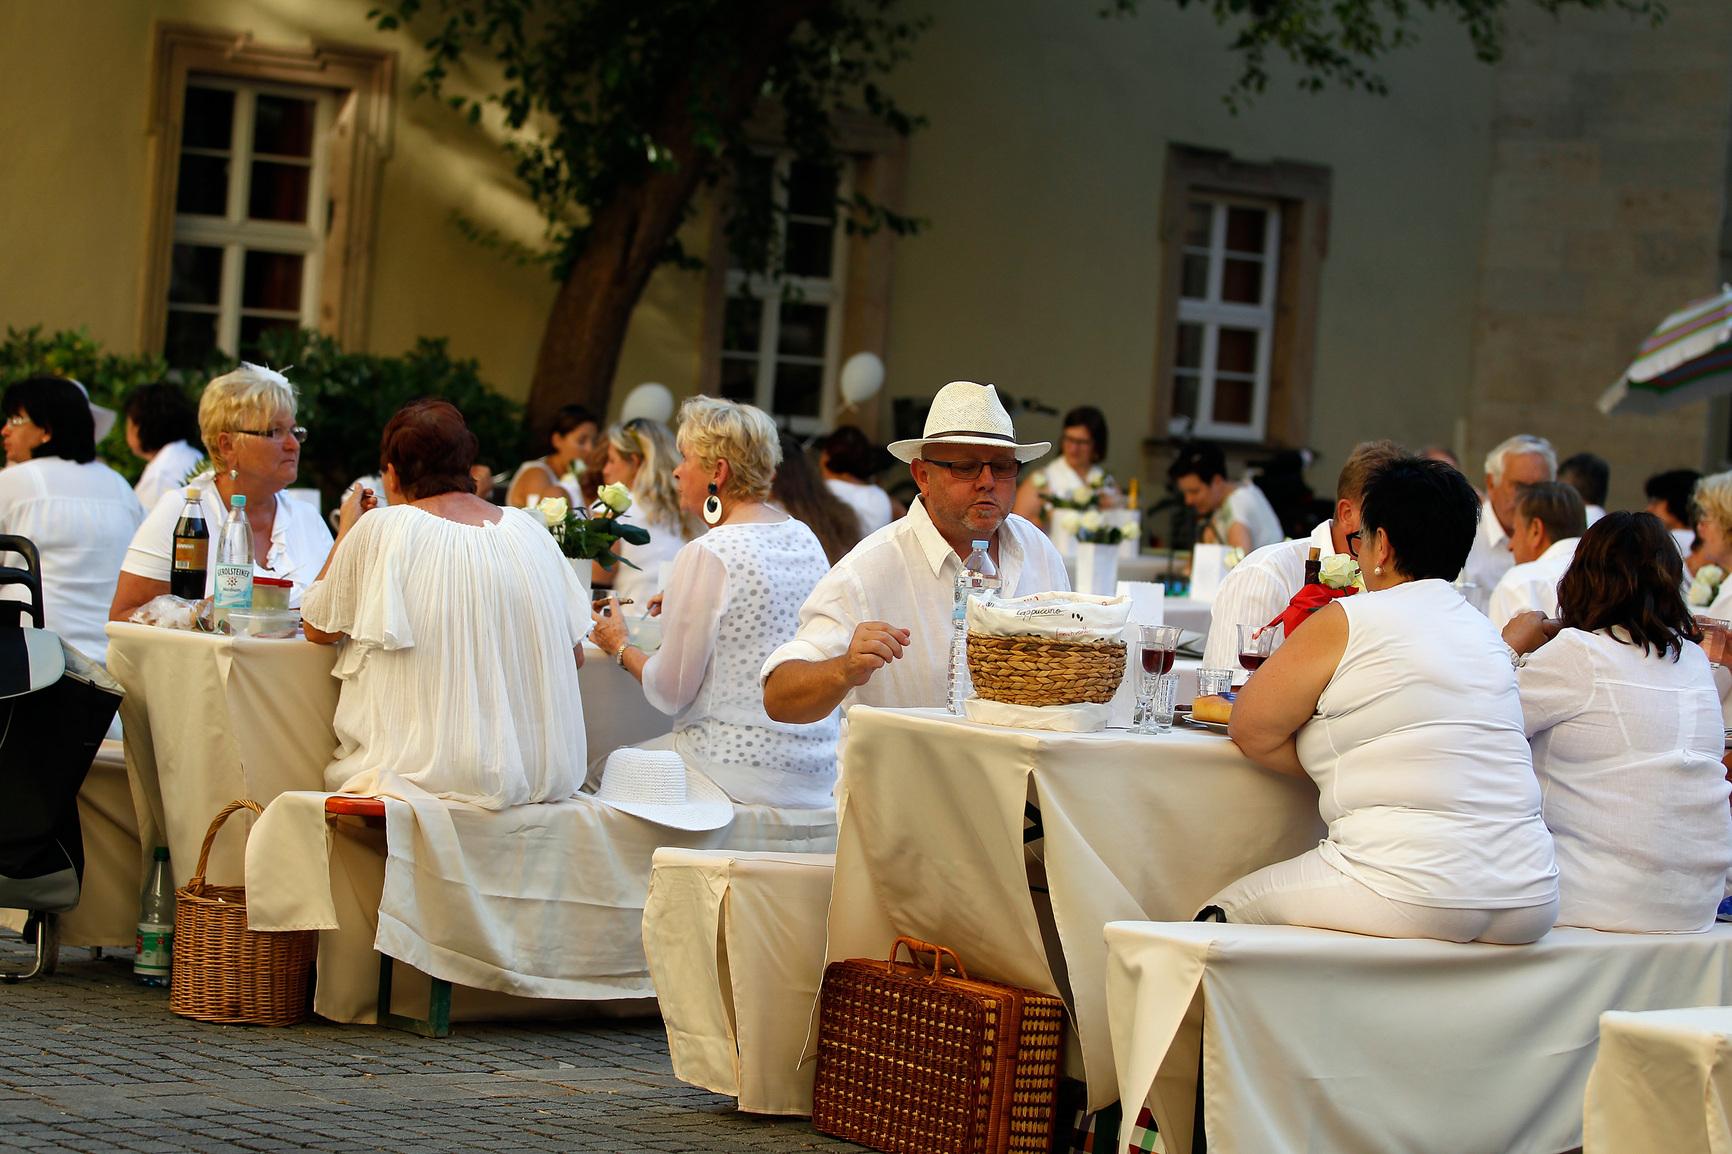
[1585,1005,1732,1153]
[824,706,1323,1109]
[1104,920,1732,1154]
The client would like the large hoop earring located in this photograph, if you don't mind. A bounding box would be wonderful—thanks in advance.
[703,482,723,527]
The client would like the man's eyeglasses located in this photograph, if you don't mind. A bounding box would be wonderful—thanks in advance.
[1345,530,1362,559]
[921,457,1021,481]
[235,426,308,444]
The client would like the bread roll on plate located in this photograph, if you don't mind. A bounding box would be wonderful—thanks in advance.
[1190,693,1235,725]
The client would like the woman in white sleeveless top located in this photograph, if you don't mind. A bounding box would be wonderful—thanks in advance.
[1211,456,1559,943]
[589,397,838,808]
[505,404,597,509]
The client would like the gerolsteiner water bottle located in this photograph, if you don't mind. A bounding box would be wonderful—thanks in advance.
[948,539,1000,714]
[213,493,254,627]
[134,847,173,987]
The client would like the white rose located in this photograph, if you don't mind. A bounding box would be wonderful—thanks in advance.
[1052,509,1080,533]
[1223,547,1246,570]
[1087,467,1104,486]
[1031,470,1048,489]
[596,482,634,515]
[1689,580,1715,607]
[538,496,569,527]
[1319,553,1360,590]
[1080,510,1104,532]
[1698,564,1725,587]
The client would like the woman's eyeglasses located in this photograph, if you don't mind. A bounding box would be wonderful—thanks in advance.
[921,457,1021,481]
[4,415,32,429]
[235,426,308,444]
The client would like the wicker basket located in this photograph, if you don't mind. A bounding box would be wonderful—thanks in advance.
[967,634,1126,706]
[169,799,317,1027]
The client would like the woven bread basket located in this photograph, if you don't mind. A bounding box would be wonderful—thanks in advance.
[169,799,317,1027]
[966,634,1126,706]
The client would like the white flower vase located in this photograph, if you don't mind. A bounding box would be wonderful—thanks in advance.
[569,557,593,607]
[1074,542,1121,598]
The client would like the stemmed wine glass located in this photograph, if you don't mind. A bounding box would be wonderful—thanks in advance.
[1135,624,1183,734]
[1236,623,1278,680]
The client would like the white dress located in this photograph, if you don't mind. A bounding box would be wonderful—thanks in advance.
[1518,627,1731,932]
[826,478,893,535]
[642,517,838,807]
[133,440,204,512]
[607,507,687,606]
[0,457,143,663]
[301,505,591,808]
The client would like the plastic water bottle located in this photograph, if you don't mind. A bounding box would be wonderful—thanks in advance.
[948,539,1000,714]
[213,494,254,626]
[134,847,174,987]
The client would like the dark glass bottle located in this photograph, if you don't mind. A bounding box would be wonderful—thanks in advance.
[170,488,209,600]
[1303,546,1322,586]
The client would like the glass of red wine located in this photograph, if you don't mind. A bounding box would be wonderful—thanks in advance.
[1236,622,1278,679]
[1135,624,1183,734]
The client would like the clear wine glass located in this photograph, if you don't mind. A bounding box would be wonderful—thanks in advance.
[1135,624,1183,734]
[1236,622,1278,680]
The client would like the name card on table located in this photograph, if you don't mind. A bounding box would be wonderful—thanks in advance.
[1189,543,1231,603]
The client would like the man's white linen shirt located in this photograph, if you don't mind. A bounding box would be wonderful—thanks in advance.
[1488,537,1579,630]
[1201,520,1334,670]
[1462,498,1514,608]
[760,497,1070,711]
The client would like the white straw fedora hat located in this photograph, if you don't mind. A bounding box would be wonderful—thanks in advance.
[887,380,1050,464]
[67,379,117,442]
[592,747,733,831]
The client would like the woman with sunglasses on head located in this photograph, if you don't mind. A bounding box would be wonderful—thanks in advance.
[110,363,334,620]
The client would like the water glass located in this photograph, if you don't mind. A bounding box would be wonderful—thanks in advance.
[1698,616,1732,666]
[1135,624,1182,735]
[1196,667,1235,698]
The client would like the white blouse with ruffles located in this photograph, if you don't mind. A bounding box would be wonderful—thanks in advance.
[302,504,591,809]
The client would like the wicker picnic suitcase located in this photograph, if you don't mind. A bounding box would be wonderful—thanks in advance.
[812,936,1064,1154]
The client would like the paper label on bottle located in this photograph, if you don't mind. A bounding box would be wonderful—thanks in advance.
[213,564,253,608]
[135,927,172,975]
[173,537,208,571]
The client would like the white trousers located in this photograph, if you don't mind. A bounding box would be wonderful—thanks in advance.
[1207,846,1558,945]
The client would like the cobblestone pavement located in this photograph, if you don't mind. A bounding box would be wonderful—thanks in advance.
[0,937,858,1153]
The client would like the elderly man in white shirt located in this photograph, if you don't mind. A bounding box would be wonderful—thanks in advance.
[1461,433,1556,610]
[762,381,1069,722]
[1488,481,1586,630]
[1201,439,1406,671]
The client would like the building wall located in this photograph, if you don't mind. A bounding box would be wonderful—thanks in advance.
[1464,0,1732,510]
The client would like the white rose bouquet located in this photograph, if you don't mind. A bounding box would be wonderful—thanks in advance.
[534,485,650,569]
[1688,564,1725,608]
[1076,510,1137,546]
[1319,552,1366,592]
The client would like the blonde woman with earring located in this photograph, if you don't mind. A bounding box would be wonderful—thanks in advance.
[589,397,839,808]
[595,418,700,605]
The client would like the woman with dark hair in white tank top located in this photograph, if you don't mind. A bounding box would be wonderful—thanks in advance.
[1207,456,1559,944]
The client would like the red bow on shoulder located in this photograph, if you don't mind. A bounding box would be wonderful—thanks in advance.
[1263,582,1358,640]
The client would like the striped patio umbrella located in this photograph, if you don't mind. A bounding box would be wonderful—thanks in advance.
[1598,285,1732,415]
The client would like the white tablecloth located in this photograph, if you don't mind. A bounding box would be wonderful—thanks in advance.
[1104,920,1732,1154]
[825,707,1323,1108]
[645,848,836,1115]
[102,623,669,890]
[1585,1005,1732,1153]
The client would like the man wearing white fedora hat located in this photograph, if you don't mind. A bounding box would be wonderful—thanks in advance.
[762,380,1070,722]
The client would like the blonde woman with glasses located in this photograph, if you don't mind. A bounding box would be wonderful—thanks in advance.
[110,362,334,619]
[595,417,699,605]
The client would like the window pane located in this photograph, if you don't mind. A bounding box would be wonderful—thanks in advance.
[253,94,316,158]
[777,302,828,359]
[1225,207,1267,254]
[238,315,298,359]
[182,86,234,151]
[1171,371,1200,425]
[164,310,219,370]
[242,250,304,312]
[248,160,311,222]
[719,356,756,402]
[723,295,762,353]
[1212,377,1255,426]
[784,221,834,279]
[1217,327,1259,374]
[1180,254,1209,301]
[786,161,838,219]
[175,154,231,216]
[1183,202,1212,248]
[1174,323,1204,370]
[169,244,224,306]
[773,361,824,418]
[1221,258,1264,305]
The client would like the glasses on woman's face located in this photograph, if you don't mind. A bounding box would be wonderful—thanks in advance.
[1345,530,1362,559]
[921,457,1021,482]
[235,425,308,444]
[5,415,33,429]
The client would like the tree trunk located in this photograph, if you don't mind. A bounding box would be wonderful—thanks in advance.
[524,0,832,435]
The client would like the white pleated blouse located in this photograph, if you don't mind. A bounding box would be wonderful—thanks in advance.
[302,505,591,809]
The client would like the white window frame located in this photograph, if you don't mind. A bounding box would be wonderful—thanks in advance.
[1169,195,1281,442]
[167,76,333,361]
[719,153,851,435]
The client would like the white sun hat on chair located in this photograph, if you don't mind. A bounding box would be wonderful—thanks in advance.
[592,747,734,831]
[887,380,1051,464]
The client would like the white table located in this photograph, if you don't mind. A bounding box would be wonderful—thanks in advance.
[1584,1006,1732,1153]
[1104,921,1732,1154]
[823,706,1323,1109]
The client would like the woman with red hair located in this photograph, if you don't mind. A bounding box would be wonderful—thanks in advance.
[303,399,590,808]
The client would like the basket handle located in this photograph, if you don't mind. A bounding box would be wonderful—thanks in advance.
[187,798,264,889]
[888,936,969,982]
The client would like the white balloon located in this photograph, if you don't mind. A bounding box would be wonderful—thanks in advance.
[619,382,674,424]
[839,352,885,405]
